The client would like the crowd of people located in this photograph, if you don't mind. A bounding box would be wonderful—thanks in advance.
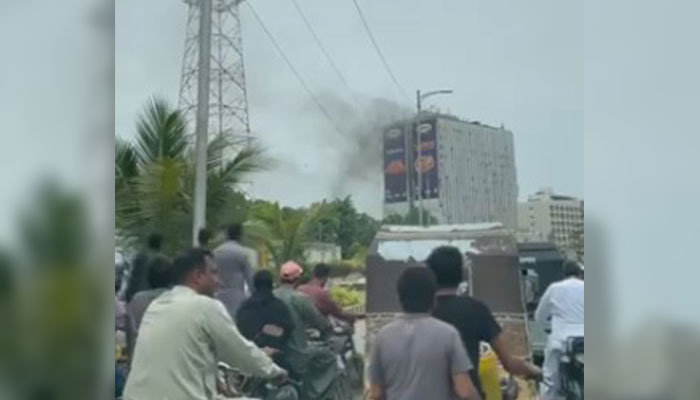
[114,224,584,400]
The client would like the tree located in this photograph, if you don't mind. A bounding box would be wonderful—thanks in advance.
[382,207,438,226]
[306,196,381,259]
[335,196,358,259]
[115,97,267,255]
[246,201,333,268]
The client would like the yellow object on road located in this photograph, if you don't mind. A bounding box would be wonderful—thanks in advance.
[479,343,502,400]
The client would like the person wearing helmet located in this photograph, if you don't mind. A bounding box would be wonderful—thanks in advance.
[274,261,340,400]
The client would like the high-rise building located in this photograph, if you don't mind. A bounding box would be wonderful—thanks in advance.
[517,188,583,249]
[382,114,518,228]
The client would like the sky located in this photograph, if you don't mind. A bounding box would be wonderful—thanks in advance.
[1,0,699,343]
[115,0,582,218]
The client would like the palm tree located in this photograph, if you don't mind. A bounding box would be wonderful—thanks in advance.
[116,97,268,255]
[246,201,334,268]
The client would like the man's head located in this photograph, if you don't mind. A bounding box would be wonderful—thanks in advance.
[253,269,274,293]
[280,261,304,286]
[147,233,163,251]
[198,228,211,248]
[147,255,173,289]
[397,267,437,313]
[563,260,583,279]
[226,223,243,241]
[426,246,464,289]
[312,263,331,285]
[171,248,220,297]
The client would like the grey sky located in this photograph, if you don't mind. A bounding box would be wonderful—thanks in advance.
[116,0,582,217]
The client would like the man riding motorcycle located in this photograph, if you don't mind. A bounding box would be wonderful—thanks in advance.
[298,264,365,324]
[535,260,584,400]
[274,261,342,400]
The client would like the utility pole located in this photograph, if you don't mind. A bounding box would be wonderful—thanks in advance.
[416,90,424,226]
[192,0,212,245]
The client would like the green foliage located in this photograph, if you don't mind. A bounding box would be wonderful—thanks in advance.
[325,260,365,278]
[307,196,380,259]
[382,206,438,226]
[246,201,333,268]
[329,286,363,308]
[1,183,104,399]
[115,97,267,256]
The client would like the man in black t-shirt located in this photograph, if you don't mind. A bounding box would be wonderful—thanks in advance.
[427,246,542,395]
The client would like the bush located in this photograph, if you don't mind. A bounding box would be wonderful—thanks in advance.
[326,260,365,278]
[329,286,363,308]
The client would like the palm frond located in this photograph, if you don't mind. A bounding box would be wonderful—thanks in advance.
[115,138,137,184]
[134,97,189,166]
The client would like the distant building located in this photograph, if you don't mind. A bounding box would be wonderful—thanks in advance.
[517,189,583,250]
[382,114,518,228]
[304,242,342,264]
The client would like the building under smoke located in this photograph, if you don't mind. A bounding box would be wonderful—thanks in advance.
[383,114,518,228]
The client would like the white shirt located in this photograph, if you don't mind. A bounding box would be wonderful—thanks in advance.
[535,277,584,342]
[123,285,283,400]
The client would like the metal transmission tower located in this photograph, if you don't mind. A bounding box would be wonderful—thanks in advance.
[179,0,251,145]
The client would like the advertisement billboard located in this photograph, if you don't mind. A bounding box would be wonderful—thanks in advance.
[413,120,439,199]
[383,125,408,203]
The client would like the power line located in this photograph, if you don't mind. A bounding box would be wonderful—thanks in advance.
[348,0,412,104]
[289,0,354,95]
[246,2,344,136]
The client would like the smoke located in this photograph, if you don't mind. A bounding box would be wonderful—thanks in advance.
[248,91,412,217]
[306,92,413,203]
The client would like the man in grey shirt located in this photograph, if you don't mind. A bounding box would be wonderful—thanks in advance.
[369,267,482,400]
[213,223,258,318]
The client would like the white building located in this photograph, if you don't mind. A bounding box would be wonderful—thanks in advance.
[304,242,342,264]
[382,114,518,228]
[517,189,583,249]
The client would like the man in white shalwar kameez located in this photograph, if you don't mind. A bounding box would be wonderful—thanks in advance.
[123,248,285,400]
[535,260,584,400]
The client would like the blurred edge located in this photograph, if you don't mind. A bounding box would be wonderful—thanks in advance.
[0,0,115,399]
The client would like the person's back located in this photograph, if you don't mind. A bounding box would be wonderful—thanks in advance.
[274,261,339,400]
[274,283,316,358]
[125,233,163,302]
[298,263,364,323]
[213,224,256,318]
[433,294,501,394]
[536,276,584,340]
[236,270,293,353]
[534,261,584,400]
[125,255,173,358]
[371,316,474,400]
[369,267,480,400]
[427,246,541,397]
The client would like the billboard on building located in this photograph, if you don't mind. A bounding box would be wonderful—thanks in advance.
[413,120,439,199]
[383,125,408,203]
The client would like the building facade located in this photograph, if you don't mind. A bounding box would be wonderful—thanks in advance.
[382,114,518,228]
[517,189,583,249]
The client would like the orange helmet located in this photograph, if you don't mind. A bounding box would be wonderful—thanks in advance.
[280,261,303,281]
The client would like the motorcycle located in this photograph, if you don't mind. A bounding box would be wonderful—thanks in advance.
[306,318,363,399]
[559,336,584,400]
[217,362,301,400]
